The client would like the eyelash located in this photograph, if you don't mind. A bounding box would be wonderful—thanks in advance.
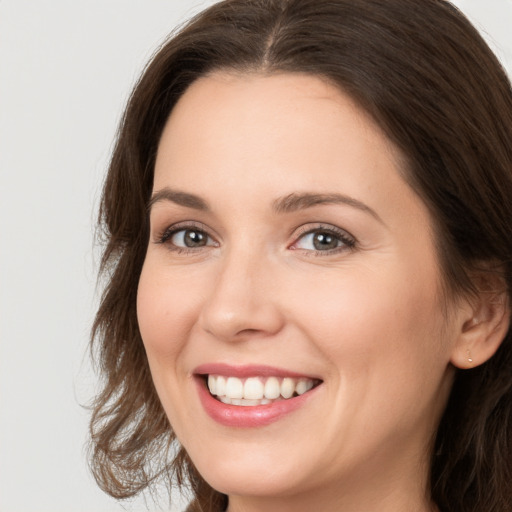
[290,224,356,256]
[155,221,217,255]
[154,222,356,256]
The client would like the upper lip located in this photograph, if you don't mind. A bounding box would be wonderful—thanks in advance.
[193,363,321,380]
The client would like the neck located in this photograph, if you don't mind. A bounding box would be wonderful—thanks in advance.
[226,492,439,512]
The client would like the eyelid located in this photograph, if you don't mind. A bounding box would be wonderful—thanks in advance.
[154,221,219,248]
[289,223,357,254]
[152,220,355,255]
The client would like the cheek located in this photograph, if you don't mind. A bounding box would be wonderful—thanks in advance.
[136,261,200,366]
[136,261,206,432]
[285,262,452,451]
[288,259,448,382]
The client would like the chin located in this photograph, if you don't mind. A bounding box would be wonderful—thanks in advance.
[195,453,308,498]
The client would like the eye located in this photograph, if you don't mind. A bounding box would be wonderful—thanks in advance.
[171,228,211,248]
[291,225,355,254]
[156,223,218,252]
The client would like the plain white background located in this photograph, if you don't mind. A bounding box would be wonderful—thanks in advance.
[1,1,511,511]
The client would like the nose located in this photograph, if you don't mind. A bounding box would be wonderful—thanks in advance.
[198,247,285,342]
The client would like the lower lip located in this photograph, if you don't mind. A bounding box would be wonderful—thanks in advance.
[195,377,319,428]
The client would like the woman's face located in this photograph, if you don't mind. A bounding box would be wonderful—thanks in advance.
[137,72,461,508]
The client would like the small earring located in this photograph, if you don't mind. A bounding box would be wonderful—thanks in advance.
[466,349,473,364]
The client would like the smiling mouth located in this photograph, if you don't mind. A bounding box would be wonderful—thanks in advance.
[205,374,322,406]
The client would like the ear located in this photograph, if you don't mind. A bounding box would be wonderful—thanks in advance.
[450,272,510,369]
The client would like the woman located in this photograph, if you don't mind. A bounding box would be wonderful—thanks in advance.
[90,0,512,511]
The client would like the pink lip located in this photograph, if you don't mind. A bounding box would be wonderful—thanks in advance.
[194,363,319,379]
[193,364,322,428]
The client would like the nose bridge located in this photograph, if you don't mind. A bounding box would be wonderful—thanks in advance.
[199,240,283,341]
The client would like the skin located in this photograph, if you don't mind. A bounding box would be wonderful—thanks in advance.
[137,72,479,512]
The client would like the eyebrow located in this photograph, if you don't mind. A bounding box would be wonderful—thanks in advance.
[148,188,210,211]
[272,192,383,223]
[148,187,383,224]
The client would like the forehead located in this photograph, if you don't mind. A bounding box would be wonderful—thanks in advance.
[154,71,403,191]
[153,73,427,231]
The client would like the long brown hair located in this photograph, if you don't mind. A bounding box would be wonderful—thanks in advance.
[90,1,512,510]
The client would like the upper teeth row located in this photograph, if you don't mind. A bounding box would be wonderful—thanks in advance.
[207,375,315,400]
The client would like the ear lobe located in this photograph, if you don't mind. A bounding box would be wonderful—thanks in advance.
[450,277,510,369]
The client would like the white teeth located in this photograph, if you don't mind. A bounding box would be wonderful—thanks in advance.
[216,376,226,396]
[244,377,264,399]
[264,377,281,399]
[238,399,261,406]
[296,379,314,395]
[225,377,243,399]
[206,374,318,405]
[208,375,216,395]
[219,396,277,406]
[281,377,295,399]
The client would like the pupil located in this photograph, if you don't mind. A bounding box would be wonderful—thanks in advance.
[313,232,338,250]
[184,230,206,247]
